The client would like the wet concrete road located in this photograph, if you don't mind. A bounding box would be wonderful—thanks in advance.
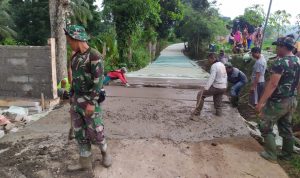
[0,43,289,178]
[126,43,208,88]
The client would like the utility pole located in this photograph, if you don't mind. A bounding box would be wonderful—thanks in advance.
[260,0,273,49]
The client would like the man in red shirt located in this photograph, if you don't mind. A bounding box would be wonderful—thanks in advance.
[103,67,130,87]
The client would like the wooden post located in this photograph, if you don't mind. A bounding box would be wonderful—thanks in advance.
[49,38,58,99]
[41,93,45,111]
[260,0,273,49]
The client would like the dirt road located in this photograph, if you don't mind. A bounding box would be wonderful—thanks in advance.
[0,44,289,178]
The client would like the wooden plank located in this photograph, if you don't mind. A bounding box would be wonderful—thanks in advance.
[45,97,60,109]
[0,100,40,107]
[41,93,45,111]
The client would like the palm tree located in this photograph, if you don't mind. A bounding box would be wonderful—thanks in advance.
[0,0,17,40]
[67,0,93,27]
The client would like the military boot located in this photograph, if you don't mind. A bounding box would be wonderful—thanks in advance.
[67,156,93,171]
[260,134,277,163]
[278,138,294,161]
[100,143,112,168]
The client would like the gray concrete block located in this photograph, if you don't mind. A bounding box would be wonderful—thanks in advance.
[0,45,55,99]
[0,90,17,97]
[6,58,27,66]
[7,75,29,83]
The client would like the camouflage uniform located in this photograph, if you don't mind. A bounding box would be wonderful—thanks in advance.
[258,37,300,161]
[65,25,108,158]
[259,43,300,139]
[70,48,107,157]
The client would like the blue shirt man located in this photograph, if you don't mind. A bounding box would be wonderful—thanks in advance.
[225,62,248,107]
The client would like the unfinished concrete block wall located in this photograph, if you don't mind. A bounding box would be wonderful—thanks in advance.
[0,43,57,99]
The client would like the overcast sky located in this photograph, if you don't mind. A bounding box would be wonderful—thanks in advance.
[95,0,298,24]
[217,0,298,24]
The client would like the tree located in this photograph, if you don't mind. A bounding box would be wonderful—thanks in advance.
[67,0,93,27]
[177,2,227,58]
[182,0,210,11]
[156,0,183,39]
[269,10,291,38]
[10,0,50,45]
[49,0,69,82]
[0,0,16,41]
[243,4,265,27]
[103,0,161,65]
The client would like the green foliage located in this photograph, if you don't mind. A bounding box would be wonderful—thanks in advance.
[103,0,161,64]
[130,46,150,70]
[0,37,17,45]
[10,0,50,45]
[0,0,16,41]
[243,4,265,27]
[68,0,93,27]
[290,155,300,175]
[178,3,228,58]
[156,0,183,39]
[89,28,120,72]
[269,10,291,38]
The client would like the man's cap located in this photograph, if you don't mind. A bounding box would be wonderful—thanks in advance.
[272,37,295,49]
[225,62,233,68]
[64,25,90,42]
[121,67,128,73]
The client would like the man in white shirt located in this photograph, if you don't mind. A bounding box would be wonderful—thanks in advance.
[192,53,228,117]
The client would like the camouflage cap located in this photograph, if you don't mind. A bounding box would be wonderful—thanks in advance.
[272,37,295,49]
[64,25,90,42]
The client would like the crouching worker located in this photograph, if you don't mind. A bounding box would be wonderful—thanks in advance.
[225,62,248,107]
[57,78,71,99]
[64,25,112,173]
[192,53,227,118]
[103,67,130,87]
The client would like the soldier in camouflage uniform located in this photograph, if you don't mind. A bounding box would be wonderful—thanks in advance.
[64,25,112,171]
[255,37,300,163]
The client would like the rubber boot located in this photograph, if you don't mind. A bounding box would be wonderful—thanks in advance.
[260,134,277,163]
[278,138,294,161]
[100,143,112,168]
[67,156,93,171]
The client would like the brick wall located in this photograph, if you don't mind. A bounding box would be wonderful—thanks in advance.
[0,43,57,99]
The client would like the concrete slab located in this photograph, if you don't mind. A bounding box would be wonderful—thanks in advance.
[127,43,209,80]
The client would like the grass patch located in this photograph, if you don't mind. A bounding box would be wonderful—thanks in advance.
[279,155,300,178]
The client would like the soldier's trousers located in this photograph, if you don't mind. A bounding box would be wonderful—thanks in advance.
[259,97,298,139]
[194,87,226,114]
[70,104,106,157]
